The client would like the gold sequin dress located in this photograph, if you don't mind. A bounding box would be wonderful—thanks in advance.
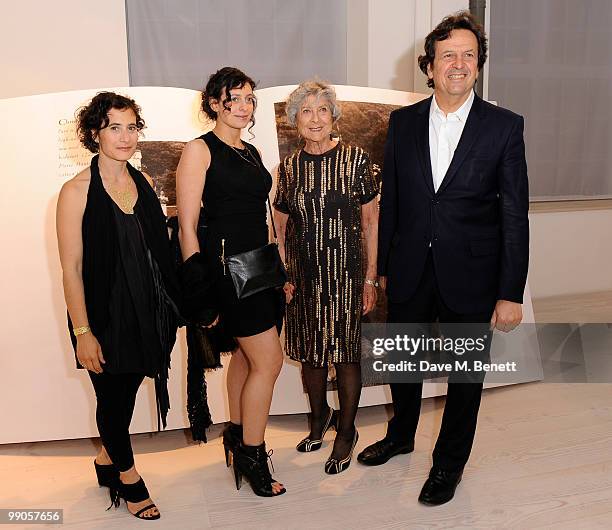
[274,143,378,366]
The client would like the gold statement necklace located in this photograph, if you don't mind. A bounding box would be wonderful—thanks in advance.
[106,170,136,214]
[111,185,136,214]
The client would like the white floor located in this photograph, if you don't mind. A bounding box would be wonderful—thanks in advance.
[2,382,612,529]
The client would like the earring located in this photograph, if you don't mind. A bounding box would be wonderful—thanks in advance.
[330,122,342,142]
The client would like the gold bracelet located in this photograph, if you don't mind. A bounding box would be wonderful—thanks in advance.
[73,326,91,337]
[365,279,379,288]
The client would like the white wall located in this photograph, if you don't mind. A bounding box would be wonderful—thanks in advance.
[347,0,420,91]
[346,0,369,86]
[347,0,469,92]
[367,0,417,91]
[529,210,612,298]
[0,0,129,99]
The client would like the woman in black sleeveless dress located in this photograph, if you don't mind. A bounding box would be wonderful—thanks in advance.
[176,67,286,497]
[57,92,179,520]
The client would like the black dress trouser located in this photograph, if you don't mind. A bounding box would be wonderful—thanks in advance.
[88,371,145,472]
[385,250,494,472]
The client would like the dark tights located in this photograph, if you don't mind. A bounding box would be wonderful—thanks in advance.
[88,371,144,472]
[301,362,362,459]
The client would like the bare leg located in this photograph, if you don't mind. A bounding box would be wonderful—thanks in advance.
[237,328,283,444]
[236,326,284,493]
[226,347,249,424]
[95,445,112,465]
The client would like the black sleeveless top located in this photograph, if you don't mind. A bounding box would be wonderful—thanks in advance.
[199,131,272,269]
[101,199,161,376]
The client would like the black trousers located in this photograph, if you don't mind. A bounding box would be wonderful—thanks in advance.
[386,251,494,471]
[88,371,145,472]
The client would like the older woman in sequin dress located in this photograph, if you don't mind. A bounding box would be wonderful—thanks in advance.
[273,80,379,474]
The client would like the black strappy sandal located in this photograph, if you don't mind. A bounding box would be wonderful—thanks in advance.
[119,477,160,520]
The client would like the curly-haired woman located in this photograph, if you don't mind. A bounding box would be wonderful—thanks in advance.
[176,67,286,497]
[56,92,180,520]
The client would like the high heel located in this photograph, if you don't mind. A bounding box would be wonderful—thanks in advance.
[224,443,231,468]
[94,459,118,488]
[233,442,286,497]
[324,429,359,475]
[222,422,243,467]
[118,477,160,520]
[296,407,337,452]
[233,457,242,490]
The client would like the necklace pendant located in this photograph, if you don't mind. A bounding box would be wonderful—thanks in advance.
[230,144,259,168]
[113,187,136,214]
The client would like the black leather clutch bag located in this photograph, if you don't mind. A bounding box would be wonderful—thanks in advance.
[224,242,287,299]
[219,145,288,299]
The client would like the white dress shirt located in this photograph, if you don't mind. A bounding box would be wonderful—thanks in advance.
[429,90,475,192]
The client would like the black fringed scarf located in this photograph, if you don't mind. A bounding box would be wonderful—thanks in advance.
[74,155,182,428]
[168,214,231,442]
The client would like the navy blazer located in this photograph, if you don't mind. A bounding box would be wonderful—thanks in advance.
[377,94,529,314]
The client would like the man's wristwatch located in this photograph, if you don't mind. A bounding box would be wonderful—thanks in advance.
[364,278,379,288]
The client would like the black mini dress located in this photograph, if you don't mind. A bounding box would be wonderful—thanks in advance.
[199,131,282,338]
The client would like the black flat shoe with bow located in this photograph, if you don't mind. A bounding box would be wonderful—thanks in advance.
[324,429,359,475]
[296,407,337,453]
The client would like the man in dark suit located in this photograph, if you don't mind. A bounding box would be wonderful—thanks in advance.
[357,12,529,505]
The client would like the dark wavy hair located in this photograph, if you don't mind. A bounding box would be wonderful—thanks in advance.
[201,67,257,131]
[76,92,145,153]
[418,11,488,89]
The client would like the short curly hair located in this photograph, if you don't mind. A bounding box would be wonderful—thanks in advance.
[201,67,257,128]
[76,92,145,153]
[418,11,488,89]
[285,79,341,128]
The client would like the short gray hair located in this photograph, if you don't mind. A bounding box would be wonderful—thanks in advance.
[285,79,341,127]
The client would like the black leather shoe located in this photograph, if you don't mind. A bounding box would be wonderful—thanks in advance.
[356,438,414,466]
[418,467,463,506]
